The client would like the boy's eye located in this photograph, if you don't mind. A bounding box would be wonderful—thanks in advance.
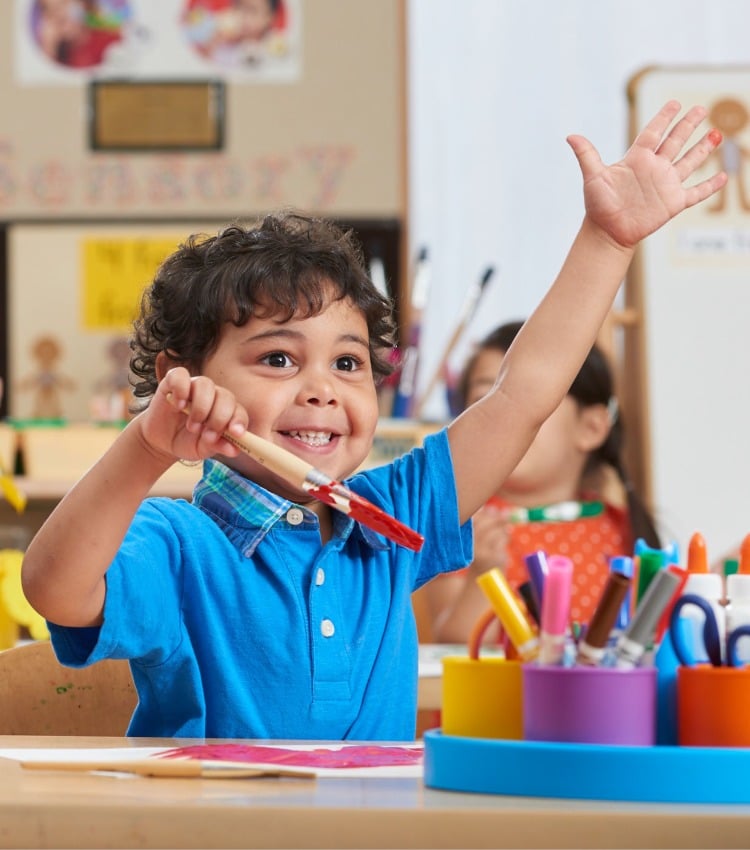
[262,352,293,368]
[334,355,361,372]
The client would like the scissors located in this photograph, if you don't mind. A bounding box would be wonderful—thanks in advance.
[670,593,750,668]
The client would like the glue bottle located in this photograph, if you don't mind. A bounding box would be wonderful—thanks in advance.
[725,534,750,666]
[680,531,725,663]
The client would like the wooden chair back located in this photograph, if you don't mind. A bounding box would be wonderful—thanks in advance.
[0,641,136,735]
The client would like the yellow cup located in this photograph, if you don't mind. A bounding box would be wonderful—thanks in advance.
[441,655,523,739]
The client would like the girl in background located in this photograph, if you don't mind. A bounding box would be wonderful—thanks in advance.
[422,320,661,642]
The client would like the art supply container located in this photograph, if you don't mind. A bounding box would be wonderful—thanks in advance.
[677,665,750,746]
[522,664,657,746]
[441,655,523,739]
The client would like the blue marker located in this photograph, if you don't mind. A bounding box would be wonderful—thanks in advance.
[609,555,634,632]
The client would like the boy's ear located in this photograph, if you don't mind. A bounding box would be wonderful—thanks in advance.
[155,351,184,382]
[575,403,612,453]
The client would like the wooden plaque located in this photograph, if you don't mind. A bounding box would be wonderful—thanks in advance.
[89,80,225,151]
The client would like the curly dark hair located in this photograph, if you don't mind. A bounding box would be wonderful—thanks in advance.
[130,212,396,404]
[458,320,662,550]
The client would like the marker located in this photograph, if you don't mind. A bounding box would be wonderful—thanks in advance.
[518,580,541,625]
[476,568,539,661]
[654,566,688,644]
[524,550,548,609]
[503,501,604,524]
[636,551,667,604]
[615,566,685,669]
[635,538,679,563]
[609,555,634,631]
[576,571,631,666]
[538,555,573,665]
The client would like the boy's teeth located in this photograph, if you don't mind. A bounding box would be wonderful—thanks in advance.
[288,430,332,446]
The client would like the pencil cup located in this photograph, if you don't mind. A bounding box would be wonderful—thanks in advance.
[677,665,750,747]
[522,665,657,746]
[441,656,523,739]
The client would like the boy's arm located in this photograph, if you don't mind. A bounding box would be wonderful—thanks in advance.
[449,101,727,524]
[21,368,248,627]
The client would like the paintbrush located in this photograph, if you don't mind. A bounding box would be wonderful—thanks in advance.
[221,427,424,551]
[170,398,424,552]
[414,265,495,419]
[391,247,430,418]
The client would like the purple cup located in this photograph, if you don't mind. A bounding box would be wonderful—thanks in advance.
[522,664,657,746]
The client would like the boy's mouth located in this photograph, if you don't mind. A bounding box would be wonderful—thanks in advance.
[284,429,333,448]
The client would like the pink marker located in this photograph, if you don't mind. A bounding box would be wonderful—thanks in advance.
[538,555,573,665]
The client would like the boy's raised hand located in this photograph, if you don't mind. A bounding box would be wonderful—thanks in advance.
[567,100,727,249]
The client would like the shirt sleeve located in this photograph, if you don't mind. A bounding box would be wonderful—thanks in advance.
[350,427,473,588]
[49,499,186,667]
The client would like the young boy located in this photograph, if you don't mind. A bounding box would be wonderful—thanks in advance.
[22,102,725,739]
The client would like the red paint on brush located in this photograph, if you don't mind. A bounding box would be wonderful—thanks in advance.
[309,483,424,552]
[708,129,723,146]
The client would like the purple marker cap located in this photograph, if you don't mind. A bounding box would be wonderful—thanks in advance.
[524,550,549,608]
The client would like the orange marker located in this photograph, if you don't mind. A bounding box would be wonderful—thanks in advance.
[687,532,709,573]
[740,534,750,575]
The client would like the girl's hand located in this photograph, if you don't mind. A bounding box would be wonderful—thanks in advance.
[468,502,510,577]
[138,367,248,463]
[567,100,728,249]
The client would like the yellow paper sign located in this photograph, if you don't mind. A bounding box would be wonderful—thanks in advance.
[82,237,181,330]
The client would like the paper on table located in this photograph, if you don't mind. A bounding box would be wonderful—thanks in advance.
[0,742,424,779]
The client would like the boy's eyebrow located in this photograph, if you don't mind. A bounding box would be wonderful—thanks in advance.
[242,328,370,348]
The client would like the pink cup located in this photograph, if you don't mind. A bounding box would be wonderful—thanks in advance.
[522,664,657,746]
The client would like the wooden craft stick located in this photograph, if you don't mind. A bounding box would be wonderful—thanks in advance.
[20,759,316,779]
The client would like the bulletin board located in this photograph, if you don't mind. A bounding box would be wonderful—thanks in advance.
[0,0,407,419]
[624,66,750,562]
[2,1,406,220]
[6,218,402,422]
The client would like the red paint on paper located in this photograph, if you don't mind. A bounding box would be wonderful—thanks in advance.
[156,743,423,769]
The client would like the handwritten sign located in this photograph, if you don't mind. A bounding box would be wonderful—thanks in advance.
[82,237,181,330]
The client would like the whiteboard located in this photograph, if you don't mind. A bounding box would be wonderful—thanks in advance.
[630,66,750,563]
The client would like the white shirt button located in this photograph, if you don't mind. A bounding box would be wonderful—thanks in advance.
[286,507,304,526]
[315,568,325,586]
[320,619,335,637]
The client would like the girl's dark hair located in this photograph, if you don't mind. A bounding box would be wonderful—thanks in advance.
[130,212,396,403]
[458,320,661,549]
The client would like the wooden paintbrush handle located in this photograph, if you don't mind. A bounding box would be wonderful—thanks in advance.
[169,396,317,490]
[221,429,317,489]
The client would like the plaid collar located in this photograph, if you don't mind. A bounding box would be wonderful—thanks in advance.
[192,459,388,555]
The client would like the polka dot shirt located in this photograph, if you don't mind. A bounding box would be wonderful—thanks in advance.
[502,501,631,625]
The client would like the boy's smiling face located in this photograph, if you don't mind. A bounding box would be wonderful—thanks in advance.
[200,285,379,504]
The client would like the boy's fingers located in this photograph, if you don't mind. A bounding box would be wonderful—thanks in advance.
[683,171,728,209]
[655,105,708,162]
[632,100,682,151]
[566,134,602,180]
[673,128,723,181]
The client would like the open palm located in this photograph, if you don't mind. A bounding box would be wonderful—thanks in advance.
[568,102,727,249]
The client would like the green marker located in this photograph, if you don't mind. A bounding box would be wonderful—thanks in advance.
[506,500,604,524]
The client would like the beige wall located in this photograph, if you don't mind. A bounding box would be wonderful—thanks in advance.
[1,2,405,219]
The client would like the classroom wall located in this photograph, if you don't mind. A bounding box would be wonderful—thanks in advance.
[2,1,405,219]
[1,0,406,422]
[407,0,750,560]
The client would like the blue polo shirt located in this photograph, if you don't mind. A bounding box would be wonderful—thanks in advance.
[49,428,472,740]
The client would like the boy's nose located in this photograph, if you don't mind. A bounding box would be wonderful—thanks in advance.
[297,373,337,406]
